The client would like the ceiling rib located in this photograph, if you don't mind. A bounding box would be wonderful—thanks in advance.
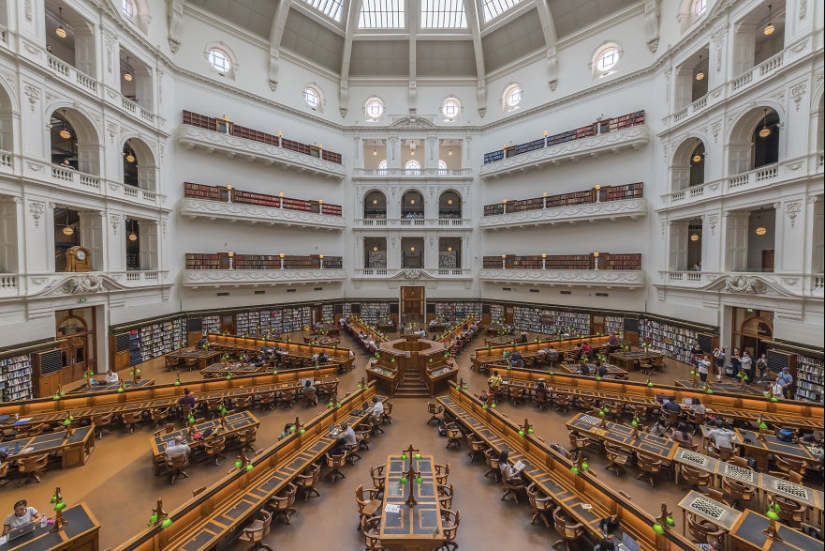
[269,0,294,91]
[462,0,486,117]
[339,0,363,117]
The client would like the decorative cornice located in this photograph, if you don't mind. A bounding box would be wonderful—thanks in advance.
[480,126,649,179]
[655,272,819,299]
[478,269,646,289]
[480,199,648,230]
[181,269,347,288]
[177,126,346,180]
[179,199,346,231]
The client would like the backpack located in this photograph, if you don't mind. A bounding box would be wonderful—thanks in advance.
[777,429,796,442]
[437,422,447,437]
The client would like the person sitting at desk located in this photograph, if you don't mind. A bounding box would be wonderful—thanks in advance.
[545,346,558,365]
[178,388,197,409]
[662,398,682,415]
[690,397,706,415]
[534,378,547,393]
[302,380,317,406]
[370,397,384,423]
[332,422,357,455]
[165,436,191,461]
[3,499,42,535]
[317,351,329,365]
[196,336,208,350]
[607,333,620,353]
[595,360,608,378]
[511,351,524,368]
[278,423,294,440]
[498,450,518,478]
[581,342,592,358]
[594,538,615,551]
[697,542,722,551]
[578,362,592,376]
[671,422,693,447]
[488,371,503,393]
[706,421,735,453]
[104,369,119,384]
[802,430,824,446]
[518,331,528,343]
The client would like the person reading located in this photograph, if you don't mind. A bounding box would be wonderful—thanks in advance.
[104,369,119,384]
[488,371,503,392]
[706,421,735,453]
[3,500,41,536]
[178,388,197,409]
[332,422,357,455]
[165,436,191,461]
[370,397,384,422]
[302,379,317,406]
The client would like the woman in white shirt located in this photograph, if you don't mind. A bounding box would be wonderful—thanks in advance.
[104,369,119,384]
[3,500,41,535]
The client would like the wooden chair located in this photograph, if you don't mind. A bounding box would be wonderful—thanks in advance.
[552,506,585,551]
[179,406,193,425]
[686,513,724,546]
[121,411,143,434]
[203,435,226,466]
[356,424,372,450]
[90,413,114,439]
[165,454,190,484]
[427,402,444,425]
[325,451,347,483]
[268,482,297,525]
[362,516,385,551]
[604,442,632,477]
[501,471,526,503]
[236,509,273,551]
[445,423,462,450]
[296,463,321,502]
[382,401,393,424]
[772,455,808,478]
[301,388,317,407]
[17,453,49,486]
[204,398,223,418]
[258,392,276,411]
[708,443,737,462]
[18,423,45,438]
[509,387,525,407]
[345,442,362,465]
[355,485,383,528]
[238,427,258,453]
[532,390,549,411]
[435,463,450,486]
[554,393,571,414]
[484,448,502,482]
[437,484,455,509]
[150,407,171,429]
[681,464,710,492]
[728,456,752,470]
[770,495,805,527]
[233,395,253,411]
[527,483,553,528]
[369,465,386,496]
[568,432,589,462]
[721,477,755,510]
[635,453,663,487]
[437,509,460,551]
[466,433,487,463]
[279,390,297,409]
[0,462,9,486]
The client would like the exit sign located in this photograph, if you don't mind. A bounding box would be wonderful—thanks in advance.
[78,297,87,303]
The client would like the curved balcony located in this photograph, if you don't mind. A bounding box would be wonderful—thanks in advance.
[180,198,345,231]
[181,269,347,289]
[480,198,648,231]
[353,218,472,230]
[656,271,824,298]
[478,269,647,289]
[1,271,170,298]
[352,168,473,180]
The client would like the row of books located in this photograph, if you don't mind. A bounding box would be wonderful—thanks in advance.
[483,183,644,216]
[182,111,342,164]
[434,302,482,320]
[184,254,343,270]
[639,318,697,364]
[604,316,625,336]
[0,355,33,402]
[482,253,642,271]
[795,354,824,403]
[183,183,343,217]
[483,111,645,164]
[129,317,186,366]
[512,306,592,336]
[358,303,391,324]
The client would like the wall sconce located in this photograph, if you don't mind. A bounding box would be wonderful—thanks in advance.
[541,253,547,258]
[501,254,506,259]
[222,115,231,122]
[227,251,234,257]
[318,199,323,204]
[318,144,323,149]
[226,185,233,191]
[279,252,285,258]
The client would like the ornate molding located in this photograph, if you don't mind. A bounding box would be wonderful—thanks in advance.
[785,200,802,228]
[480,125,649,180]
[478,269,646,289]
[388,115,438,131]
[179,199,346,230]
[655,272,814,298]
[181,269,347,288]
[28,201,45,228]
[109,214,121,234]
[790,83,806,112]
[177,125,346,179]
[23,84,40,113]
[480,199,648,230]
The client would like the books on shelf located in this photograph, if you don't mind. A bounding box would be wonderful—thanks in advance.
[513,307,590,336]
[639,318,697,364]
[185,254,221,270]
[604,316,624,336]
[482,182,644,216]
[359,303,391,324]
[182,182,343,216]
[434,302,481,320]
[0,354,33,402]
[795,354,824,403]
[202,315,221,334]
[130,317,186,366]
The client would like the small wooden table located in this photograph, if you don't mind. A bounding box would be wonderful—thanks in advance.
[729,509,821,550]
[0,503,100,551]
[166,350,221,371]
[678,490,742,536]
[379,453,444,551]
[609,351,663,371]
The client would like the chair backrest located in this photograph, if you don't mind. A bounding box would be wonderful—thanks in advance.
[327,452,345,467]
[687,513,722,543]
[204,436,226,454]
[370,465,384,486]
[729,456,750,469]
[721,477,754,500]
[167,454,189,469]
[788,470,803,484]
[19,453,49,472]
[682,464,708,484]
[775,455,807,475]
[637,453,661,472]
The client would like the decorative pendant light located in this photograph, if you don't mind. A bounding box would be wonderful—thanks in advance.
[55,7,67,39]
[758,109,772,138]
[124,141,135,163]
[128,219,138,242]
[695,55,705,81]
[755,226,768,236]
[59,110,71,140]
[123,56,133,82]
[763,5,775,36]
[62,209,74,236]
[692,152,703,163]
[690,234,700,242]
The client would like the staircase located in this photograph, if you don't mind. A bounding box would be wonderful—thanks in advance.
[394,369,430,398]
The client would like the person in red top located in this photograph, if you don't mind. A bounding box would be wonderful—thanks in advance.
[581,342,592,360]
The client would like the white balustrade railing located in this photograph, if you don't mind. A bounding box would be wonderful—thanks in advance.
[141,190,157,202]
[76,72,97,92]
[0,25,7,44]
[123,186,139,198]
[728,174,749,188]
[813,275,824,292]
[121,96,137,113]
[0,274,17,290]
[47,54,70,77]
[732,71,753,91]
[51,165,75,182]
[755,165,778,182]
[355,218,469,228]
[126,272,140,281]
[673,108,689,122]
[758,51,784,76]
[0,149,12,169]
[690,96,707,113]
[79,173,100,189]
[353,167,473,178]
[47,54,97,93]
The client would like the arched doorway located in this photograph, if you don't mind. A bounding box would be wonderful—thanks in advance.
[55,308,96,383]
[732,307,773,359]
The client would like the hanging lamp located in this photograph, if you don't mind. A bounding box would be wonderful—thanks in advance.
[55,7,67,39]
[62,209,73,236]
[125,141,135,163]
[123,56,133,82]
[695,55,705,81]
[763,5,775,36]
[128,219,138,242]
[59,110,71,140]
[758,109,771,138]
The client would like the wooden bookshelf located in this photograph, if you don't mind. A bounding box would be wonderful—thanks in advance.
[184,182,224,202]
[639,316,718,364]
[185,253,221,270]
[482,253,641,271]
[483,182,644,216]
[181,183,342,216]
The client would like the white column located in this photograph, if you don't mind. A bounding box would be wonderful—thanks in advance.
[424,235,437,271]
[79,211,106,271]
[702,212,723,273]
[776,198,805,274]
[106,211,125,272]
[25,198,52,273]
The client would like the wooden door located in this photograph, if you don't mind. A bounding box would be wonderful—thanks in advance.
[220,314,235,335]
[761,250,774,272]
[401,287,424,324]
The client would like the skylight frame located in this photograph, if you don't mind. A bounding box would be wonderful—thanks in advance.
[301,0,345,23]
[421,0,468,29]
[481,0,526,24]
[359,0,406,29]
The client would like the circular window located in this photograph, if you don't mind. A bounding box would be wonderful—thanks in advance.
[692,0,707,16]
[304,87,320,109]
[505,85,523,109]
[207,48,232,73]
[365,98,384,120]
[122,0,136,18]
[596,46,620,72]
[442,98,461,120]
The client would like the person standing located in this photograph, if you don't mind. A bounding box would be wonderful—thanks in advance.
[776,366,794,399]
[756,353,769,381]
[730,348,742,379]
[740,351,753,384]
[713,347,726,381]
[697,354,710,383]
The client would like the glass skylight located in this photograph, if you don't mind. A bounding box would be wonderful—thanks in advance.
[422,0,467,29]
[482,0,525,23]
[359,0,405,28]
[302,0,345,22]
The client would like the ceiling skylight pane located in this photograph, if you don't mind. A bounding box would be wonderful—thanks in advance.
[422,0,467,29]
[359,0,405,28]
[482,0,525,23]
[302,0,345,22]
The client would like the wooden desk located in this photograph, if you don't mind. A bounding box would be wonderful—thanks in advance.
[379,454,443,551]
[609,351,663,371]
[559,363,628,380]
[68,379,153,394]
[150,412,260,474]
[206,334,354,370]
[566,413,679,462]
[486,325,513,336]
[0,504,99,551]
[729,510,821,550]
[166,350,221,371]
[199,362,267,378]
[675,379,765,396]
[735,429,819,472]
[5,426,95,468]
[678,490,741,536]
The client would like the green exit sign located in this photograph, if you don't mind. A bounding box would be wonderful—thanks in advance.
[78,297,87,303]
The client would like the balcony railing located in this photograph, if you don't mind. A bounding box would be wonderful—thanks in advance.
[121,96,155,123]
[732,50,784,93]
[352,167,473,179]
[46,164,167,207]
[478,269,647,289]
[657,271,824,297]
[354,218,471,229]
[0,274,18,297]
[47,54,97,94]
[181,269,347,288]
[0,149,12,170]
[180,198,346,231]
[1,271,168,298]
[352,268,472,280]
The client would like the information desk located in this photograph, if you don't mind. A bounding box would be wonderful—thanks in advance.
[150,411,260,474]
[166,350,222,371]
[566,413,679,462]
[677,490,741,534]
[675,379,766,396]
[380,454,444,551]
[0,504,99,551]
[68,379,153,394]
[735,429,821,472]
[609,351,663,371]
[729,509,821,551]
[672,448,824,529]
[5,425,95,469]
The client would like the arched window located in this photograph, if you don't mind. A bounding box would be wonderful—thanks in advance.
[751,109,780,169]
[365,97,385,121]
[377,160,388,170]
[304,86,322,110]
[441,97,461,121]
[502,84,522,112]
[405,159,421,174]
[122,0,136,18]
[364,191,387,219]
[592,43,621,78]
[438,160,448,174]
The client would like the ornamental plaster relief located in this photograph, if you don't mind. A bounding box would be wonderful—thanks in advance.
[181,270,347,288]
[179,198,346,230]
[478,270,647,288]
[479,199,648,230]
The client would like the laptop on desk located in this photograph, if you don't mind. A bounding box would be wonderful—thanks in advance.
[7,521,36,542]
